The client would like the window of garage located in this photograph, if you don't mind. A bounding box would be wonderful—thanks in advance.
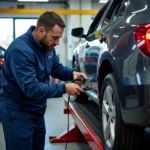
[0,18,13,49]
[15,19,37,38]
[0,18,37,48]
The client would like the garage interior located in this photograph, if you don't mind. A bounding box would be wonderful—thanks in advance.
[1,0,150,150]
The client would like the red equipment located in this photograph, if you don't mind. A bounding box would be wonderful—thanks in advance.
[49,97,104,150]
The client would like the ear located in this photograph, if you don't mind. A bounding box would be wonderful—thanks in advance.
[38,27,46,36]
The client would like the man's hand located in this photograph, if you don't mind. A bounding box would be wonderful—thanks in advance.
[72,71,86,80]
[65,83,84,95]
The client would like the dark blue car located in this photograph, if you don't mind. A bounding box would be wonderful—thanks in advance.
[71,0,150,149]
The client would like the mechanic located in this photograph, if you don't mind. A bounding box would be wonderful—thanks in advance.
[0,11,86,150]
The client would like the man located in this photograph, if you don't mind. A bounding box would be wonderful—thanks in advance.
[0,11,86,150]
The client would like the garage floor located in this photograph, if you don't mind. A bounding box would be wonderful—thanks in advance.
[0,95,91,150]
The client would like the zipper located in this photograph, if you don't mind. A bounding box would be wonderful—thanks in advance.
[44,52,48,81]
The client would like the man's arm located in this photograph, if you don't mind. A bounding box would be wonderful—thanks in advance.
[50,50,74,81]
[11,49,85,99]
[10,49,66,100]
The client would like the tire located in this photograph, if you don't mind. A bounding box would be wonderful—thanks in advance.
[99,73,144,150]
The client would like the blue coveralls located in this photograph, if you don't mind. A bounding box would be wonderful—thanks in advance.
[0,26,74,150]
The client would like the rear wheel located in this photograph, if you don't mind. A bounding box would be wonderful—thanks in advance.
[99,73,144,150]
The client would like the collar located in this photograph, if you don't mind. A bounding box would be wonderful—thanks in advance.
[27,26,48,51]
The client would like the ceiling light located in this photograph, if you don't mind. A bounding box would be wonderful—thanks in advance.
[18,0,49,1]
[99,0,108,3]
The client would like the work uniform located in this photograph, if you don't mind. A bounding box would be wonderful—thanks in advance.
[0,26,74,150]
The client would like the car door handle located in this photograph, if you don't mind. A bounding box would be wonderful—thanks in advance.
[99,34,107,43]
[99,37,107,43]
[85,43,90,49]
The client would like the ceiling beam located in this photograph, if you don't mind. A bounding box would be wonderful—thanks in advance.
[0,8,98,15]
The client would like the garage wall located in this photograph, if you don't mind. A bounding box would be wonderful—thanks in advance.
[0,2,66,9]
[92,2,105,10]
[0,1,103,9]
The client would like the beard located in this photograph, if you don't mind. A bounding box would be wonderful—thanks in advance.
[39,35,56,51]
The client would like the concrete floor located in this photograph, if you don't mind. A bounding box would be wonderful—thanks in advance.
[0,95,91,150]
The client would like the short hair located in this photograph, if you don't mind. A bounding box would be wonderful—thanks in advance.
[36,11,66,31]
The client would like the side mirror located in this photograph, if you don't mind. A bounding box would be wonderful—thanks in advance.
[71,27,86,38]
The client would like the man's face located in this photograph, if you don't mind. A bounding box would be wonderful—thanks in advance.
[39,24,64,50]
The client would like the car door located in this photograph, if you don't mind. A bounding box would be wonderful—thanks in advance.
[94,0,128,98]
[85,0,128,102]
[72,0,127,102]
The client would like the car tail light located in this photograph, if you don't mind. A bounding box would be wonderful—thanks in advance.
[0,59,4,65]
[134,24,150,57]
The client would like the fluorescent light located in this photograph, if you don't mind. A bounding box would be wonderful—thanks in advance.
[99,0,108,3]
[18,0,49,1]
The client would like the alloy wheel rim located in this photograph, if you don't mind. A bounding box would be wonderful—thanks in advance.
[102,85,116,148]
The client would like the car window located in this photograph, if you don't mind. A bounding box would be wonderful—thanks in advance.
[117,0,128,20]
[87,1,110,35]
[102,0,128,28]
[110,2,122,22]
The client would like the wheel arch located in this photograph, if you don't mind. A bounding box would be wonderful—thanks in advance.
[98,59,113,93]
[98,59,125,123]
